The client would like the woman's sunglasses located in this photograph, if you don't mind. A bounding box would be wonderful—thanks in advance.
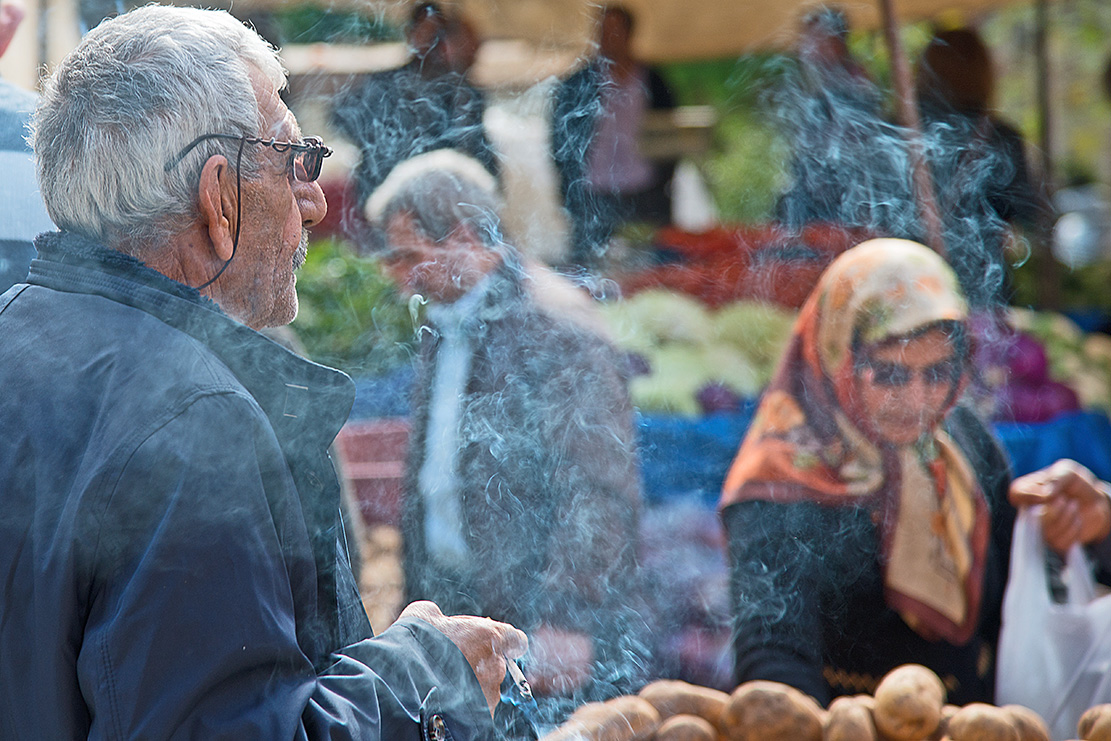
[859,358,962,388]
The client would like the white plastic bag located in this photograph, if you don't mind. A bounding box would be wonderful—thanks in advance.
[996,508,1111,740]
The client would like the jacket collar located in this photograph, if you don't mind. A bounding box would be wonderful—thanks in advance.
[29,231,354,450]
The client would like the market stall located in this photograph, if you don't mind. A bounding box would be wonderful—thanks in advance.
[271,0,1111,734]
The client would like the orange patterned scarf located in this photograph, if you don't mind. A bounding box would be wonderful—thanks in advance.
[720,239,989,644]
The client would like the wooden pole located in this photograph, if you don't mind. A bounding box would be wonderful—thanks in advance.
[877,0,947,258]
[1033,0,1061,308]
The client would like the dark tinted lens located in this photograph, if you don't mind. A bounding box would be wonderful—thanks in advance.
[303,148,323,181]
[298,137,329,182]
[292,150,312,182]
[869,362,910,387]
[923,360,959,385]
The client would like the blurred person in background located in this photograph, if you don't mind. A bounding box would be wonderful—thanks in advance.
[915,26,1048,309]
[551,4,675,269]
[331,0,497,244]
[0,0,55,294]
[367,148,650,723]
[0,6,525,738]
[720,239,1015,705]
[775,5,891,230]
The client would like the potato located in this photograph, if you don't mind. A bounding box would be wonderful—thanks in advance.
[872,664,946,741]
[638,679,730,730]
[540,702,610,741]
[930,705,961,741]
[1000,705,1050,741]
[654,714,718,741]
[947,703,1019,741]
[721,680,824,741]
[824,695,877,741]
[1078,704,1111,741]
[540,696,660,741]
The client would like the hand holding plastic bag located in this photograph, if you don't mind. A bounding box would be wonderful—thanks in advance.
[996,508,1111,740]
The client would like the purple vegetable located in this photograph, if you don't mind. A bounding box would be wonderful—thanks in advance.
[696,382,741,414]
[622,351,652,378]
[1005,332,1049,385]
[997,380,1080,423]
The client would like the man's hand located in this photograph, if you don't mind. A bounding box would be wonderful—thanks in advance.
[398,601,527,715]
[523,624,594,697]
[1009,459,1111,554]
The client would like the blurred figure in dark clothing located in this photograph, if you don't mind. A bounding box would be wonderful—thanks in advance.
[774,6,899,231]
[551,4,675,269]
[331,2,497,222]
[915,27,1049,308]
[368,148,650,724]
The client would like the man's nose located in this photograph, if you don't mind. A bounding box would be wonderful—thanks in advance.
[297,179,327,228]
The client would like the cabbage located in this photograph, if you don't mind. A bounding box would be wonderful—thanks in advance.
[629,344,765,415]
[597,301,659,355]
[619,289,715,346]
[1084,333,1111,364]
[699,345,766,397]
[629,346,712,416]
[712,301,797,370]
[1072,370,1111,414]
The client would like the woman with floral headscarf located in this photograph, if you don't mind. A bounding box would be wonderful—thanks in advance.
[720,238,1014,705]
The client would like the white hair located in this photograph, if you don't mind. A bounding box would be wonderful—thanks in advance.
[364,148,503,246]
[32,5,286,251]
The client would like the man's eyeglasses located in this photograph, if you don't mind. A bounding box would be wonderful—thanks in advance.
[164,134,331,291]
[858,358,961,388]
[165,133,332,182]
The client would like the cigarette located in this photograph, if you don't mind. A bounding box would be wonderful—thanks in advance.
[505,657,533,700]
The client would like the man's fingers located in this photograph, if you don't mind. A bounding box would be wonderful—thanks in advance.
[398,599,443,622]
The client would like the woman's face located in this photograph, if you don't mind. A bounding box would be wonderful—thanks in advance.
[853,327,961,446]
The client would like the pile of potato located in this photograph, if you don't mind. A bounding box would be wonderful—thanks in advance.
[538,663,1111,741]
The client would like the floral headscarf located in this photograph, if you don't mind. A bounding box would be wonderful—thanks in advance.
[720,238,989,644]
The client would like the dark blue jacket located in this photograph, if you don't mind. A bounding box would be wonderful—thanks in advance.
[0,231,495,740]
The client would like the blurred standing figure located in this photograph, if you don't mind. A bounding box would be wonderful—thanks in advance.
[774,6,898,230]
[0,0,54,293]
[0,6,526,738]
[916,27,1047,308]
[368,149,649,722]
[551,4,675,268]
[331,2,497,235]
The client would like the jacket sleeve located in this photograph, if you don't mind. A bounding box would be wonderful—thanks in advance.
[722,499,831,704]
[81,391,494,741]
[537,332,643,633]
[530,328,649,692]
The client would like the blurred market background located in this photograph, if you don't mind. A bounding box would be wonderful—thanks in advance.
[13,0,1111,687]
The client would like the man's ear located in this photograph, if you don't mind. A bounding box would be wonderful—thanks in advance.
[197,155,237,262]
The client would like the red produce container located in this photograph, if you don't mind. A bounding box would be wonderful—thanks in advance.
[334,418,410,528]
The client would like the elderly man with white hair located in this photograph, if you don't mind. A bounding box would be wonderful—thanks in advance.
[368,148,649,723]
[0,6,524,739]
